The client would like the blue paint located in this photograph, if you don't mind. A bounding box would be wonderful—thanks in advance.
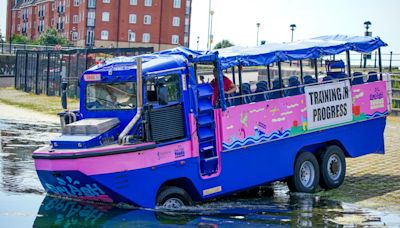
[37,118,386,208]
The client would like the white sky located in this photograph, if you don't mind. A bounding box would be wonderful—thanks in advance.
[1,0,399,53]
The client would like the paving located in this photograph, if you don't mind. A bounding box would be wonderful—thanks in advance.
[318,117,400,210]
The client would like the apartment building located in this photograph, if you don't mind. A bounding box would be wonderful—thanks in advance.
[6,0,192,51]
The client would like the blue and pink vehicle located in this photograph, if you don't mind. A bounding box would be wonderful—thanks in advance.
[33,35,389,208]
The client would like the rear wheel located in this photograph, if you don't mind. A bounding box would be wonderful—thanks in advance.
[288,152,320,193]
[156,186,193,209]
[318,145,346,189]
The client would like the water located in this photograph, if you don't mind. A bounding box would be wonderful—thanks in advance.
[0,116,399,227]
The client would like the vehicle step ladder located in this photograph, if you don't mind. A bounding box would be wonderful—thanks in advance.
[195,84,219,176]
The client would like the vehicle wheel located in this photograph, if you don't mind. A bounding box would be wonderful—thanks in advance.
[156,186,193,209]
[318,145,346,189]
[288,152,320,193]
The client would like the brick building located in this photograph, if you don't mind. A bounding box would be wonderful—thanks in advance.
[6,0,192,51]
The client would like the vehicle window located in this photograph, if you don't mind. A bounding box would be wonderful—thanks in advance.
[86,82,136,110]
[146,74,181,105]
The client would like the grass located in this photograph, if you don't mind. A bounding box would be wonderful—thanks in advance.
[0,87,79,115]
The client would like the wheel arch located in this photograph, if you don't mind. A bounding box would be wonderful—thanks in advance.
[297,140,350,158]
[157,177,202,202]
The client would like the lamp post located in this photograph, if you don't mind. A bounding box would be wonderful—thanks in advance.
[128,29,132,48]
[196,36,200,50]
[256,23,260,46]
[207,0,213,50]
[290,24,296,42]
[363,21,372,68]
[209,10,214,50]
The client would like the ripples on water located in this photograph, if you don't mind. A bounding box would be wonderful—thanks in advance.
[0,118,398,227]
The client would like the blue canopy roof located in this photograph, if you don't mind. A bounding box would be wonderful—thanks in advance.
[159,35,387,70]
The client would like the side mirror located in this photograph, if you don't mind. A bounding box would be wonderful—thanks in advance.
[61,82,68,110]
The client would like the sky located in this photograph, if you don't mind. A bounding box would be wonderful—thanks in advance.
[1,0,399,54]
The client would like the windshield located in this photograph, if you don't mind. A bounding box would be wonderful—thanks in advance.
[86,82,137,110]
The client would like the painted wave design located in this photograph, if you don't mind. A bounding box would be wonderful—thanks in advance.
[223,130,291,150]
[366,111,389,118]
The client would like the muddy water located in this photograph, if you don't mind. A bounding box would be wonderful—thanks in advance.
[0,112,399,227]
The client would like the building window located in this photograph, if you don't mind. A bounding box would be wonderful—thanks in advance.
[128,31,136,41]
[171,35,179,44]
[74,0,80,6]
[130,0,137,5]
[101,30,109,40]
[88,0,96,8]
[129,14,136,24]
[144,0,152,7]
[103,0,110,3]
[73,15,79,23]
[72,32,78,40]
[172,17,180,27]
[102,12,110,21]
[143,15,151,24]
[173,0,181,8]
[87,30,94,45]
[142,33,150,43]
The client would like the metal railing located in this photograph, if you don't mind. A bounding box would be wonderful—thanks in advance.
[14,47,154,98]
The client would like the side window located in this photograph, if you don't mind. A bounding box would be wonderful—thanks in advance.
[146,74,181,106]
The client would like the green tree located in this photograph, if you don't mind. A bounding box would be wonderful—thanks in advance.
[213,39,234,49]
[36,28,69,46]
[11,34,31,44]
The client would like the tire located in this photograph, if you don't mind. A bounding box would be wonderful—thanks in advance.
[318,145,346,189]
[156,186,193,209]
[288,152,320,193]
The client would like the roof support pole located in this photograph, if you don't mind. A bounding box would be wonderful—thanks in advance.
[346,50,352,81]
[314,59,318,81]
[238,64,243,104]
[378,47,383,80]
[278,61,283,97]
[299,60,304,84]
[267,65,271,89]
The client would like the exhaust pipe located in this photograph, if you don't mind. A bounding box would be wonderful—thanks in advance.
[118,57,143,144]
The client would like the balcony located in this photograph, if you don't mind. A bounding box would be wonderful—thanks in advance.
[87,18,95,27]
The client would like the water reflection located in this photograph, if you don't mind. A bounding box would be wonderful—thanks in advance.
[34,192,351,227]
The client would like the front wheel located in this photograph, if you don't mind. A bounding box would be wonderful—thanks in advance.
[318,145,346,189]
[288,152,320,193]
[156,186,193,209]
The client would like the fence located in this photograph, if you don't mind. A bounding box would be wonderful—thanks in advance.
[391,75,400,116]
[1,42,75,54]
[14,47,154,98]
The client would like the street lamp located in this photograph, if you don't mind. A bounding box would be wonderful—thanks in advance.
[290,24,296,42]
[197,36,200,50]
[207,0,212,50]
[364,21,371,33]
[209,10,214,50]
[128,29,132,48]
[256,23,260,46]
[363,21,372,68]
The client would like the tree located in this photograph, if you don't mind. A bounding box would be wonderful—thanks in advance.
[213,39,234,49]
[11,34,31,44]
[36,28,69,46]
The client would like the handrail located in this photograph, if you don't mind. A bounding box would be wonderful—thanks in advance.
[118,57,143,144]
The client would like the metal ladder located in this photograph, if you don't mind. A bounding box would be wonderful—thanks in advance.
[195,84,219,176]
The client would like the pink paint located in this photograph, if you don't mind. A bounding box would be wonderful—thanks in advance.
[33,142,155,155]
[35,141,194,175]
[221,81,388,150]
[351,81,388,116]
[188,114,200,157]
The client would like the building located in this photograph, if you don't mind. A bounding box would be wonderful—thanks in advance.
[6,0,192,51]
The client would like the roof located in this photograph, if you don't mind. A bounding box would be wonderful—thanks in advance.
[86,54,188,78]
[85,35,387,76]
[159,35,387,69]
